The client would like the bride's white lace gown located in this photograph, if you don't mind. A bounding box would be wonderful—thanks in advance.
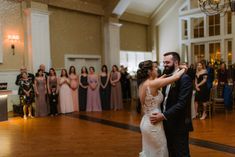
[139,87,168,157]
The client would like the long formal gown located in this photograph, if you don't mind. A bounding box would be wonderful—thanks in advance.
[59,77,74,113]
[35,78,48,117]
[69,74,79,111]
[195,73,209,102]
[86,75,102,112]
[139,87,168,157]
[110,72,123,110]
[79,75,88,111]
[100,75,111,110]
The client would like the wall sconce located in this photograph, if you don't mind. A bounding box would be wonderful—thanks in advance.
[8,35,19,55]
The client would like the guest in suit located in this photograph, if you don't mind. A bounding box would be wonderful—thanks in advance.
[35,64,49,79]
[47,68,59,116]
[217,63,228,98]
[150,52,193,157]
[49,85,58,116]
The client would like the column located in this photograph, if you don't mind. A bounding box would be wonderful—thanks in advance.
[103,17,121,69]
[25,4,51,73]
[232,12,235,63]
[150,23,157,61]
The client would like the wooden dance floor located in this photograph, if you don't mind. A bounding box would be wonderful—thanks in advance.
[0,106,235,157]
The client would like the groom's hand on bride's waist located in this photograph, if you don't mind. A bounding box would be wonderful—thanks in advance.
[150,113,166,125]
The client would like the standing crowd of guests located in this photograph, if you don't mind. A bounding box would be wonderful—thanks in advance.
[187,61,235,120]
[15,64,130,119]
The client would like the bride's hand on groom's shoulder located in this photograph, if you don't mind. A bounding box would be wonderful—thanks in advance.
[179,64,188,73]
[159,74,167,79]
[174,69,185,79]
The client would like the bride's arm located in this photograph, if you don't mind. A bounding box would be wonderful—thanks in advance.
[149,69,185,89]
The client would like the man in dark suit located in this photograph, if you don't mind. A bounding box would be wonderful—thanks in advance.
[35,64,49,78]
[150,52,193,157]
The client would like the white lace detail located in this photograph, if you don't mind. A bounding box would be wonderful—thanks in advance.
[139,87,168,157]
[142,87,163,115]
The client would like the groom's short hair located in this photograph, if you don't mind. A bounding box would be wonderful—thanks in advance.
[164,52,180,63]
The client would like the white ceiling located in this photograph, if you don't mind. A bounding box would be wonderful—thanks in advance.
[126,0,164,17]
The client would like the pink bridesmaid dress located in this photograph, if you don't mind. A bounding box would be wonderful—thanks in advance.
[86,75,102,112]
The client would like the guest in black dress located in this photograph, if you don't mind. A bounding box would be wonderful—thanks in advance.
[194,61,209,120]
[79,66,88,111]
[99,65,111,110]
[120,66,131,100]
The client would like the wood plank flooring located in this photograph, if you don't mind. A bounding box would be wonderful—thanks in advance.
[0,108,235,157]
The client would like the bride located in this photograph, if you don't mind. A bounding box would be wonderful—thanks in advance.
[137,60,185,157]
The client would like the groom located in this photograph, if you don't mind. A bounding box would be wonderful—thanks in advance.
[150,52,193,157]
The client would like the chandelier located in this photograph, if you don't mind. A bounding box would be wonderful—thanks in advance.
[199,0,235,15]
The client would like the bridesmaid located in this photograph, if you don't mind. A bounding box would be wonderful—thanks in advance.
[99,65,111,110]
[110,65,123,110]
[69,66,79,112]
[59,69,74,113]
[35,69,48,117]
[86,67,102,112]
[79,66,88,111]
[47,68,59,116]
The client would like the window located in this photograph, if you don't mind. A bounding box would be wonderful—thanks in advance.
[193,44,205,63]
[182,20,188,40]
[209,14,220,36]
[227,12,232,34]
[193,17,204,38]
[120,51,152,74]
[209,42,221,63]
[182,44,189,63]
[190,0,198,9]
[227,41,232,65]
[0,25,2,63]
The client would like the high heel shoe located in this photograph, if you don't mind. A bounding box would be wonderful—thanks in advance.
[200,113,207,120]
[28,114,34,118]
[23,115,27,120]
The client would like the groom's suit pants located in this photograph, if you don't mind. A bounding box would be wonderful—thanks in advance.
[166,131,190,157]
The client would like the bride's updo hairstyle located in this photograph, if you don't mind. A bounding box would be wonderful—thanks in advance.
[137,60,153,86]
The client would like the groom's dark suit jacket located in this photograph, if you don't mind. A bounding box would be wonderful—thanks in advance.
[162,74,193,133]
